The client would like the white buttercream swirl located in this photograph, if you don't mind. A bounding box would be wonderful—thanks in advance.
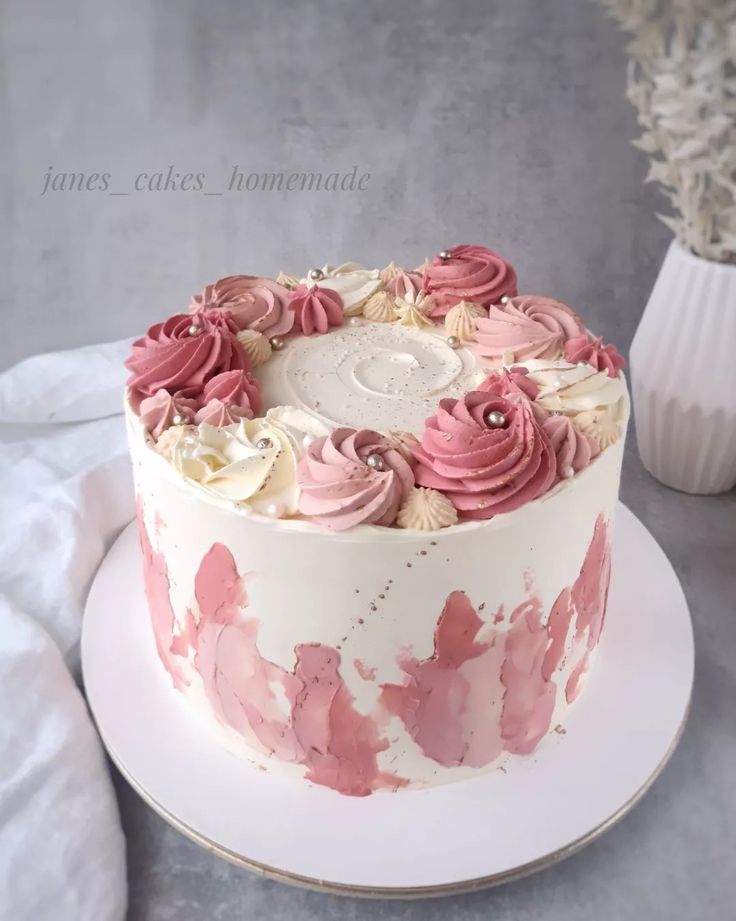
[396,486,459,530]
[159,408,329,515]
[305,262,383,316]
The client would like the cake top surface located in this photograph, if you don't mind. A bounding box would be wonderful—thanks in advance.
[125,244,627,532]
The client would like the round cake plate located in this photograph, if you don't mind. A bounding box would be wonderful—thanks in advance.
[82,502,693,898]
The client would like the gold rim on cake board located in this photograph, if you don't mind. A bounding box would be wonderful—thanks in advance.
[99,691,690,900]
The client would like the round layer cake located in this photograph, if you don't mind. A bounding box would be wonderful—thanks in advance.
[125,244,629,796]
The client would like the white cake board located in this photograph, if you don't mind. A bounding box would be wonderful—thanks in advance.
[82,502,693,897]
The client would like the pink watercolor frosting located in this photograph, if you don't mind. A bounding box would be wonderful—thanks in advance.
[473,295,586,364]
[542,414,600,479]
[193,369,262,425]
[297,428,415,530]
[564,334,626,378]
[412,392,556,520]
[288,284,344,336]
[422,244,518,316]
[125,310,249,400]
[137,502,611,792]
[191,275,295,337]
[138,389,197,438]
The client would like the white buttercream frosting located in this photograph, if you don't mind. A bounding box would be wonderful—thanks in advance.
[304,262,383,316]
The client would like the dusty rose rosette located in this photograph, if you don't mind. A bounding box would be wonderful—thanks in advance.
[422,244,517,316]
[125,310,249,400]
[289,284,344,336]
[297,428,415,530]
[194,369,262,425]
[412,391,556,520]
[564,335,625,378]
[541,414,599,480]
[191,275,294,337]
[473,295,585,364]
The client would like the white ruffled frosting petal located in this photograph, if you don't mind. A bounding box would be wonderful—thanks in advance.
[305,262,383,316]
[397,487,458,530]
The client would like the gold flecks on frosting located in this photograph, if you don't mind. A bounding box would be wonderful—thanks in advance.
[276,271,300,290]
[363,290,399,323]
[386,429,420,462]
[379,260,403,285]
[573,409,619,450]
[236,328,273,367]
[397,487,458,530]
[395,293,434,329]
[444,300,485,342]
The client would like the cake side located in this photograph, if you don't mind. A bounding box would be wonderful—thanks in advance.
[129,396,627,794]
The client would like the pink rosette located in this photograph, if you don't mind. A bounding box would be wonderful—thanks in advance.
[541,414,600,480]
[564,335,625,378]
[412,391,556,520]
[193,369,262,424]
[473,295,585,364]
[289,284,344,336]
[191,275,295,337]
[477,367,541,402]
[422,244,517,316]
[125,310,249,400]
[297,428,415,530]
[387,270,424,301]
[138,390,197,439]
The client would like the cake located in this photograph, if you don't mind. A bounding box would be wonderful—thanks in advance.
[125,244,629,796]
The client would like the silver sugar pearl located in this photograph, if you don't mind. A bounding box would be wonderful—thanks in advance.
[552,376,564,390]
[446,335,461,349]
[308,268,324,281]
[263,502,284,518]
[485,410,506,428]
[562,465,575,479]
[171,414,185,426]
[439,249,452,261]
[188,323,202,336]
[500,295,510,305]
[269,335,285,351]
[256,437,272,450]
[366,453,386,471]
[349,316,362,327]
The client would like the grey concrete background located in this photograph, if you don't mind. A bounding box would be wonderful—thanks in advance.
[2,0,735,919]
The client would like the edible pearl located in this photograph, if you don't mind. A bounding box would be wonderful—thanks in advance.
[349,316,362,327]
[552,376,564,390]
[302,434,315,450]
[269,336,285,351]
[188,323,202,336]
[308,268,324,281]
[263,502,284,518]
[446,335,460,349]
[439,249,452,261]
[256,437,272,450]
[171,414,185,426]
[562,465,575,479]
[366,453,386,471]
[577,361,588,367]
[500,295,510,305]
[485,410,506,428]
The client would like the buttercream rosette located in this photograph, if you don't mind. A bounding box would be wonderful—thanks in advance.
[473,295,586,365]
[412,391,556,520]
[125,310,249,401]
[191,275,294,337]
[289,284,344,336]
[564,334,626,378]
[541,414,599,479]
[194,369,262,425]
[139,390,198,439]
[297,428,415,530]
[422,244,517,316]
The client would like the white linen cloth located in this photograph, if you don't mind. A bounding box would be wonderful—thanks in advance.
[0,340,134,921]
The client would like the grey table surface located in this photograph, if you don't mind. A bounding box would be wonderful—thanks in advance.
[2,0,735,919]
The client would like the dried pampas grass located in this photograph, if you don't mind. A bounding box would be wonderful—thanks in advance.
[600,0,736,263]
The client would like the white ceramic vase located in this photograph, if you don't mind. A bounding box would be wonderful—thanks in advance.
[630,239,736,495]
